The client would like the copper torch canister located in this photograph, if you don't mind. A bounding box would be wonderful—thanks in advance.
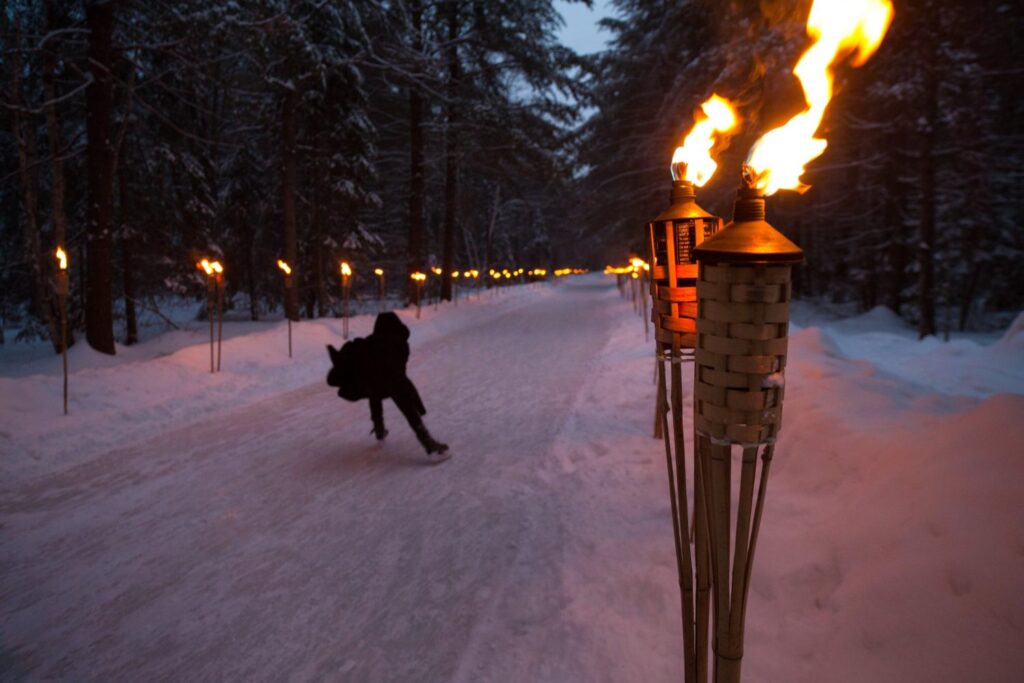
[647,172,722,683]
[691,173,802,683]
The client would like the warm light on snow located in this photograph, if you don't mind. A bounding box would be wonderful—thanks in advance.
[746,0,894,195]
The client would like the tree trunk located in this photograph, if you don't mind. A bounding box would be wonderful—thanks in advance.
[484,184,500,287]
[119,169,138,345]
[440,0,460,302]
[44,0,72,350]
[85,0,116,354]
[916,5,938,339]
[282,87,300,321]
[7,16,61,352]
[407,0,425,305]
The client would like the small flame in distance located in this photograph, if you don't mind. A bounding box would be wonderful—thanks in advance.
[340,262,352,277]
[277,259,292,276]
[671,94,739,187]
[56,247,68,271]
[746,0,894,195]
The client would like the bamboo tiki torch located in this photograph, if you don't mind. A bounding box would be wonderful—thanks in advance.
[55,247,69,415]
[647,93,738,683]
[277,259,293,357]
[432,266,441,311]
[692,168,802,683]
[198,259,216,373]
[411,272,426,319]
[452,270,459,307]
[213,261,224,372]
[375,267,385,312]
[341,261,352,340]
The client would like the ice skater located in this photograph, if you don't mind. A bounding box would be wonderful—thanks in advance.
[327,311,449,460]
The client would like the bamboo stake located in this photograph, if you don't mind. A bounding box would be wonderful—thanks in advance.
[216,274,223,372]
[207,278,215,374]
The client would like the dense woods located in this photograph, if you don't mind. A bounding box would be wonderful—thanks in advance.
[2,0,1020,353]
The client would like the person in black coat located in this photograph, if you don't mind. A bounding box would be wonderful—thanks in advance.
[326,312,448,457]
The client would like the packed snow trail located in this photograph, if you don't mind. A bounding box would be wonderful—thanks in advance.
[2,279,625,681]
[4,278,1023,682]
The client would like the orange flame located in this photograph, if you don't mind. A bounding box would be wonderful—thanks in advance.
[374,268,384,276]
[746,0,894,195]
[410,271,427,282]
[671,94,739,187]
[198,259,214,275]
[55,246,67,271]
[277,259,292,276]
[340,262,352,277]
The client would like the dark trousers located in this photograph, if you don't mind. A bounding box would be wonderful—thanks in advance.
[369,378,425,432]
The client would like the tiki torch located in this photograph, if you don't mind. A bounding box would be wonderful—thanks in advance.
[277,259,293,357]
[451,270,460,306]
[410,271,426,318]
[688,1,892,677]
[374,267,385,311]
[55,246,69,415]
[340,261,352,340]
[198,259,217,373]
[647,94,738,683]
[692,167,802,683]
[431,266,442,310]
[212,261,224,371]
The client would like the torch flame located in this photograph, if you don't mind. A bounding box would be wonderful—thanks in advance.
[56,246,67,271]
[340,262,352,277]
[211,261,223,275]
[374,268,384,276]
[746,0,894,195]
[198,259,214,275]
[671,94,739,186]
[277,259,292,276]
[410,271,426,282]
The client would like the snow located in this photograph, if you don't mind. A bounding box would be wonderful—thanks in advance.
[2,276,1023,681]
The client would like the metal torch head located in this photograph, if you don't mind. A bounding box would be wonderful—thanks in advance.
[647,179,724,351]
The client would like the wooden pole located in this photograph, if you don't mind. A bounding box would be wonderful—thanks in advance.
[342,276,350,340]
[216,274,223,372]
[285,274,293,358]
[56,270,69,415]
[378,273,385,312]
[207,277,215,373]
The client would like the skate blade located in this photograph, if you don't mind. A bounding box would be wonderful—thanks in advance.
[426,450,452,464]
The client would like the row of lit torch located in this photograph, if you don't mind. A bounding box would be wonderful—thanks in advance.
[48,248,585,411]
[640,1,894,682]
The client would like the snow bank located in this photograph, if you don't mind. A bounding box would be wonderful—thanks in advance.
[550,299,1024,682]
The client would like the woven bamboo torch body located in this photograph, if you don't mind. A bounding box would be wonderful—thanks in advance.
[692,185,802,683]
[647,178,722,683]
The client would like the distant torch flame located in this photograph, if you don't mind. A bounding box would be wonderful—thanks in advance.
[277,259,292,276]
[746,0,894,195]
[671,94,739,186]
[374,268,384,276]
[340,262,352,277]
[410,271,426,282]
[198,259,214,275]
[56,247,67,270]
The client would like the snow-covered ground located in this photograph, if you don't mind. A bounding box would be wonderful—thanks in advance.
[2,276,1022,681]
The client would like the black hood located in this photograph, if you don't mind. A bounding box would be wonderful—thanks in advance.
[372,311,410,340]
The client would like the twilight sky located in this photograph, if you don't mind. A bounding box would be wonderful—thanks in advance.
[554,0,613,55]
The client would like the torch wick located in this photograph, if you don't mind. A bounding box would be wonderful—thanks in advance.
[740,163,759,190]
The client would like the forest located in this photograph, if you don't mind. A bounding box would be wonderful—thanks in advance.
[2,0,1021,355]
